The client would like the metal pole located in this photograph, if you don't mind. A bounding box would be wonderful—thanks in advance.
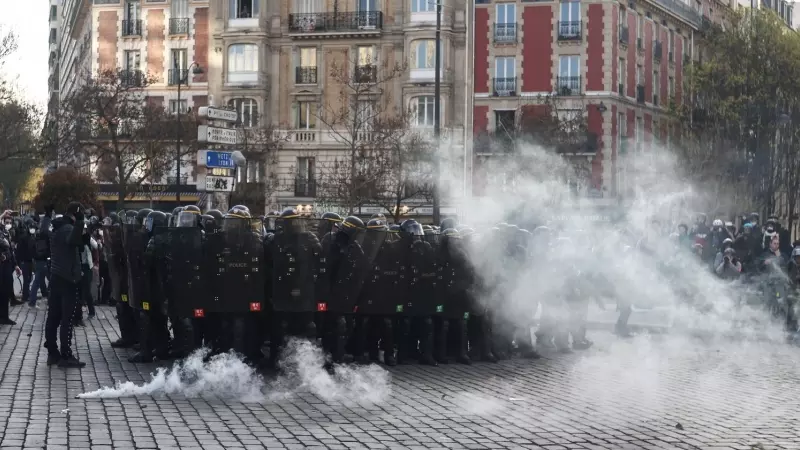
[432,0,442,226]
[176,71,182,204]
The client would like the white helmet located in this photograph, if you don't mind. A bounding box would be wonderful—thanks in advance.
[712,219,724,227]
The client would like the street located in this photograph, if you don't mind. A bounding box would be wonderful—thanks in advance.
[0,304,799,450]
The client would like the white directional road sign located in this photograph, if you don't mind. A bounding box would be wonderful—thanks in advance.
[196,173,235,192]
[197,125,240,145]
[197,106,238,122]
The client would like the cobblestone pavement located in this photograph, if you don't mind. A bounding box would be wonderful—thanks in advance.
[1,304,800,450]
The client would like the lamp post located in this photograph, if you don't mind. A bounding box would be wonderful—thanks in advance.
[175,62,204,204]
[432,0,443,226]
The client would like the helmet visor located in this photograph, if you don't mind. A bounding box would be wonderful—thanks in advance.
[177,211,197,228]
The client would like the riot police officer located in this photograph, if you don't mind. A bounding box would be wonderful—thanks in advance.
[264,208,321,368]
[129,211,171,363]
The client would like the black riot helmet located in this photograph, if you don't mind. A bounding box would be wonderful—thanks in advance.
[184,205,202,216]
[176,210,198,227]
[440,218,457,231]
[423,227,439,245]
[339,216,365,242]
[231,205,250,216]
[276,208,305,234]
[135,208,152,227]
[109,211,119,223]
[366,218,388,232]
[362,219,388,258]
[369,213,386,222]
[145,210,167,235]
[206,209,224,223]
[165,213,172,227]
[400,219,424,242]
[227,205,251,219]
[319,212,343,237]
[124,210,137,225]
[199,214,217,231]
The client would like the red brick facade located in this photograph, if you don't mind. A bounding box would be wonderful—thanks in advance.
[193,8,209,83]
[471,0,697,198]
[146,9,165,81]
[97,11,118,71]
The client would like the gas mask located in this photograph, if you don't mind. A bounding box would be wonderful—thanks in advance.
[4,223,11,231]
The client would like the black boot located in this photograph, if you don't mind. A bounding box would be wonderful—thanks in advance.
[382,318,397,366]
[395,318,410,365]
[332,315,348,364]
[419,317,438,366]
[455,318,471,365]
[129,311,153,363]
[434,318,449,364]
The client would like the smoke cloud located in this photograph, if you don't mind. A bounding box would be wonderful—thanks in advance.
[77,339,391,404]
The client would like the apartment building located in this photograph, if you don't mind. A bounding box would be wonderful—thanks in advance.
[469,0,727,210]
[207,0,469,218]
[54,0,212,208]
[48,0,61,119]
[739,0,794,27]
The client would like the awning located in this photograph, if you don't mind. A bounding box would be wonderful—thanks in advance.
[97,191,208,204]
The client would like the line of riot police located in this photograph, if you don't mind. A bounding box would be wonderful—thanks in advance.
[102,205,551,368]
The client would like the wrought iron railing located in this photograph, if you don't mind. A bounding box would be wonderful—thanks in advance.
[557,76,581,95]
[493,77,516,96]
[122,19,142,37]
[169,18,189,35]
[295,66,318,84]
[354,65,377,83]
[288,11,383,33]
[119,70,144,87]
[493,23,517,43]
[558,21,582,40]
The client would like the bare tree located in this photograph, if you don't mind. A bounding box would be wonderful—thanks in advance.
[311,53,408,215]
[230,123,290,214]
[0,28,40,163]
[53,69,198,209]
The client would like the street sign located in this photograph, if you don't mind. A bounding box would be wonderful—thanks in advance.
[197,125,240,145]
[203,175,235,192]
[205,150,235,169]
[197,106,238,123]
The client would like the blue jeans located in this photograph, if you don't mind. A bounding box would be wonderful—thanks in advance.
[28,260,49,306]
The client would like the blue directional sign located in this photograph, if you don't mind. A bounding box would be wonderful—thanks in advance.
[205,151,234,169]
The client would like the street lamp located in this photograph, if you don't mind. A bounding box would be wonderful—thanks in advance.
[175,62,204,204]
[230,150,246,208]
[432,0,443,226]
[597,102,608,113]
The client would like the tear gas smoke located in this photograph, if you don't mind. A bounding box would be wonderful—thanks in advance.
[77,339,391,404]
[452,139,793,341]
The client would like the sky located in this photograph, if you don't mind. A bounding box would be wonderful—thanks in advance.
[0,0,50,107]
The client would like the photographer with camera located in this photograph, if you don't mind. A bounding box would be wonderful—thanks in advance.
[715,246,742,280]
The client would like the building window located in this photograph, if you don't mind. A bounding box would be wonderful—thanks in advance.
[414,96,436,127]
[357,100,376,130]
[228,44,258,83]
[637,14,643,40]
[296,47,317,84]
[636,64,643,85]
[558,55,580,94]
[358,0,377,13]
[559,1,580,22]
[495,110,515,134]
[228,98,259,128]
[636,117,643,152]
[496,3,516,23]
[669,29,674,60]
[411,0,435,12]
[126,0,140,21]
[50,5,57,20]
[229,0,259,19]
[298,101,317,129]
[619,57,625,94]
[172,0,188,17]
[169,100,188,114]
[494,3,517,42]
[355,46,376,83]
[494,57,516,95]
[412,40,438,69]
[125,50,141,71]
[668,76,674,98]
[653,70,659,103]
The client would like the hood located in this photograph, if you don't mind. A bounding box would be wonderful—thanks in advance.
[51,216,69,230]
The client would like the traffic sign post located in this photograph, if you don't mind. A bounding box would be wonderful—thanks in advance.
[197,125,240,145]
[197,106,239,123]
[197,150,235,169]
[196,173,235,192]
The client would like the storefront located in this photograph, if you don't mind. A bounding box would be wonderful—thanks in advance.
[97,183,208,213]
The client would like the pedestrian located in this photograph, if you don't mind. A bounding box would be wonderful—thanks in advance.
[43,202,87,368]
[28,214,51,308]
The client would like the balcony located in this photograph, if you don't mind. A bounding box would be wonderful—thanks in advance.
[294,178,317,197]
[119,70,144,88]
[493,77,516,96]
[619,26,629,44]
[169,18,189,35]
[167,69,188,86]
[493,23,517,43]
[167,176,189,185]
[654,41,662,60]
[557,21,582,41]
[557,76,581,96]
[295,66,318,84]
[121,19,142,37]
[654,0,702,28]
[354,65,377,83]
[636,84,645,103]
[288,11,383,36]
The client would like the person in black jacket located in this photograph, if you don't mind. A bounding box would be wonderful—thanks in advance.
[0,209,17,325]
[16,217,36,305]
[43,202,87,368]
[28,214,50,308]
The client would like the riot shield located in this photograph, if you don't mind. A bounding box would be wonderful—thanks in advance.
[329,238,369,314]
[124,228,150,311]
[405,240,437,316]
[165,226,209,317]
[357,238,400,315]
[439,238,472,320]
[205,218,265,313]
[105,225,125,304]
[315,232,334,309]
[269,218,319,313]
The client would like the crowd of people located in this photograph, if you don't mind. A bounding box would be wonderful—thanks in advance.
[1,202,797,371]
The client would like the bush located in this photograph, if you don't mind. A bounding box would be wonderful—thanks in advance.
[33,168,99,214]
